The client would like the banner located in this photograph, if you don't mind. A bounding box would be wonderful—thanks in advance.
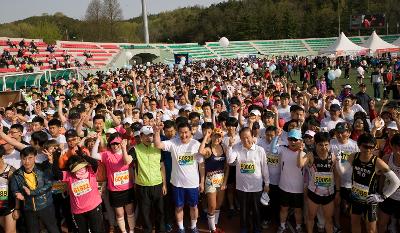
[0,91,22,107]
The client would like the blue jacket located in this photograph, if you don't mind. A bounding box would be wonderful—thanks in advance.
[10,162,53,212]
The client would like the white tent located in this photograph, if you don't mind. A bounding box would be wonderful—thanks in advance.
[362,31,398,53]
[393,37,400,46]
[319,32,367,56]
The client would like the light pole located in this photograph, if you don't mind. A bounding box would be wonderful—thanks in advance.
[141,0,149,44]
[337,0,341,36]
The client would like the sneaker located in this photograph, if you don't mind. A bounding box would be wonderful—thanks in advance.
[376,98,381,102]
[191,227,199,233]
[317,226,325,233]
[262,220,270,229]
[277,226,287,233]
[178,229,185,233]
[333,226,342,233]
[296,226,304,233]
[165,224,173,232]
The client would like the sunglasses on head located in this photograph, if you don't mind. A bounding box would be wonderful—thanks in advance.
[288,137,299,142]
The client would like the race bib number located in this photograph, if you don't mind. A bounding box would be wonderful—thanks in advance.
[71,179,92,197]
[314,172,333,187]
[178,154,194,166]
[240,162,255,174]
[0,185,8,200]
[351,182,369,201]
[340,152,351,163]
[113,170,129,186]
[267,154,279,167]
[210,173,224,185]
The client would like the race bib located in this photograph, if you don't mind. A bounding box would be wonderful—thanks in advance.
[351,182,369,201]
[340,152,351,163]
[113,170,130,186]
[240,162,255,174]
[267,154,279,167]
[0,185,8,200]
[71,179,92,197]
[314,172,333,188]
[210,173,224,185]
[178,154,195,166]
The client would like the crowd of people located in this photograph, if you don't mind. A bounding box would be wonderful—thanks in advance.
[0,55,399,233]
[0,38,91,72]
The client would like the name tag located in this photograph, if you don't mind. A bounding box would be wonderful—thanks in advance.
[351,182,369,201]
[314,172,333,187]
[267,154,279,167]
[113,170,129,186]
[240,162,255,174]
[72,179,92,197]
[178,154,194,166]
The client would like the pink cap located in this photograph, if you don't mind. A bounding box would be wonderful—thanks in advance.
[109,137,122,145]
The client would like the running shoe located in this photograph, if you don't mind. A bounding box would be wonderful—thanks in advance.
[165,224,173,233]
[296,225,304,233]
[276,226,287,233]
[178,229,185,233]
[190,227,199,233]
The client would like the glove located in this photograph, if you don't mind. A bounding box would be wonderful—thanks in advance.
[366,194,385,204]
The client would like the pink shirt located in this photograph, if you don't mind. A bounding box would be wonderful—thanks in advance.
[101,150,134,191]
[62,168,102,214]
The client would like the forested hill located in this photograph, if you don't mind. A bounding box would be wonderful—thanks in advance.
[0,0,399,44]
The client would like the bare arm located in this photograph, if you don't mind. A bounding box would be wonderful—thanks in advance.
[121,140,132,165]
[153,122,165,150]
[198,132,212,158]
[0,126,26,151]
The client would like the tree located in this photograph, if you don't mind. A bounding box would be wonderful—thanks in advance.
[85,0,104,40]
[101,0,123,40]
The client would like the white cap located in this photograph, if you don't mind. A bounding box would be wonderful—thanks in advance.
[161,114,171,122]
[184,105,192,111]
[304,130,316,137]
[106,128,117,134]
[260,192,270,206]
[140,126,154,135]
[46,109,55,115]
[133,131,141,137]
[122,118,133,125]
[59,79,67,86]
[344,84,352,89]
[386,121,398,131]
[250,109,261,116]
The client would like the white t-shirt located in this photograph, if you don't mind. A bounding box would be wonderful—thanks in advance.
[258,139,280,185]
[51,134,67,149]
[330,138,359,188]
[278,146,304,193]
[227,143,269,192]
[278,105,291,122]
[3,149,21,169]
[320,117,345,131]
[163,138,203,188]
[164,108,179,119]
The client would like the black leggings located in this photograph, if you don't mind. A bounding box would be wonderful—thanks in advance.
[72,204,105,233]
[25,204,60,233]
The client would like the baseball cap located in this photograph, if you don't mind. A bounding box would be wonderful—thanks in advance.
[335,122,350,132]
[260,192,270,206]
[386,121,398,131]
[250,109,261,116]
[106,128,117,134]
[65,129,79,139]
[304,130,316,137]
[264,110,275,118]
[109,137,122,144]
[344,84,352,89]
[287,129,302,140]
[122,118,133,125]
[140,126,154,135]
[330,104,341,112]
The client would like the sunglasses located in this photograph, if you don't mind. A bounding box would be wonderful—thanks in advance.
[111,143,121,146]
[361,144,375,149]
[288,137,299,142]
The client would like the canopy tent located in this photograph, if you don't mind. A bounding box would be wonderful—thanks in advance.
[362,31,399,53]
[319,32,367,56]
[393,37,400,47]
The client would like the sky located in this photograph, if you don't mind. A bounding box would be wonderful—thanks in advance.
[0,0,227,24]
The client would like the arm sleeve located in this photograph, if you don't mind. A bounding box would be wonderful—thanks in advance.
[91,138,102,160]
[336,158,351,176]
[382,170,400,199]
[260,149,270,186]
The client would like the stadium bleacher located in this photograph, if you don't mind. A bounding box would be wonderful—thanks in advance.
[1,34,399,74]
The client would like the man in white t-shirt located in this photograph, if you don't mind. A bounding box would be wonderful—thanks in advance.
[154,122,204,233]
[277,93,291,122]
[277,129,305,233]
[330,122,359,230]
[0,139,21,169]
[321,104,345,131]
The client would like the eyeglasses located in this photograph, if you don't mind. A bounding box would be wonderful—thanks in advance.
[274,99,281,102]
[8,130,20,134]
[288,137,299,142]
[361,144,375,150]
